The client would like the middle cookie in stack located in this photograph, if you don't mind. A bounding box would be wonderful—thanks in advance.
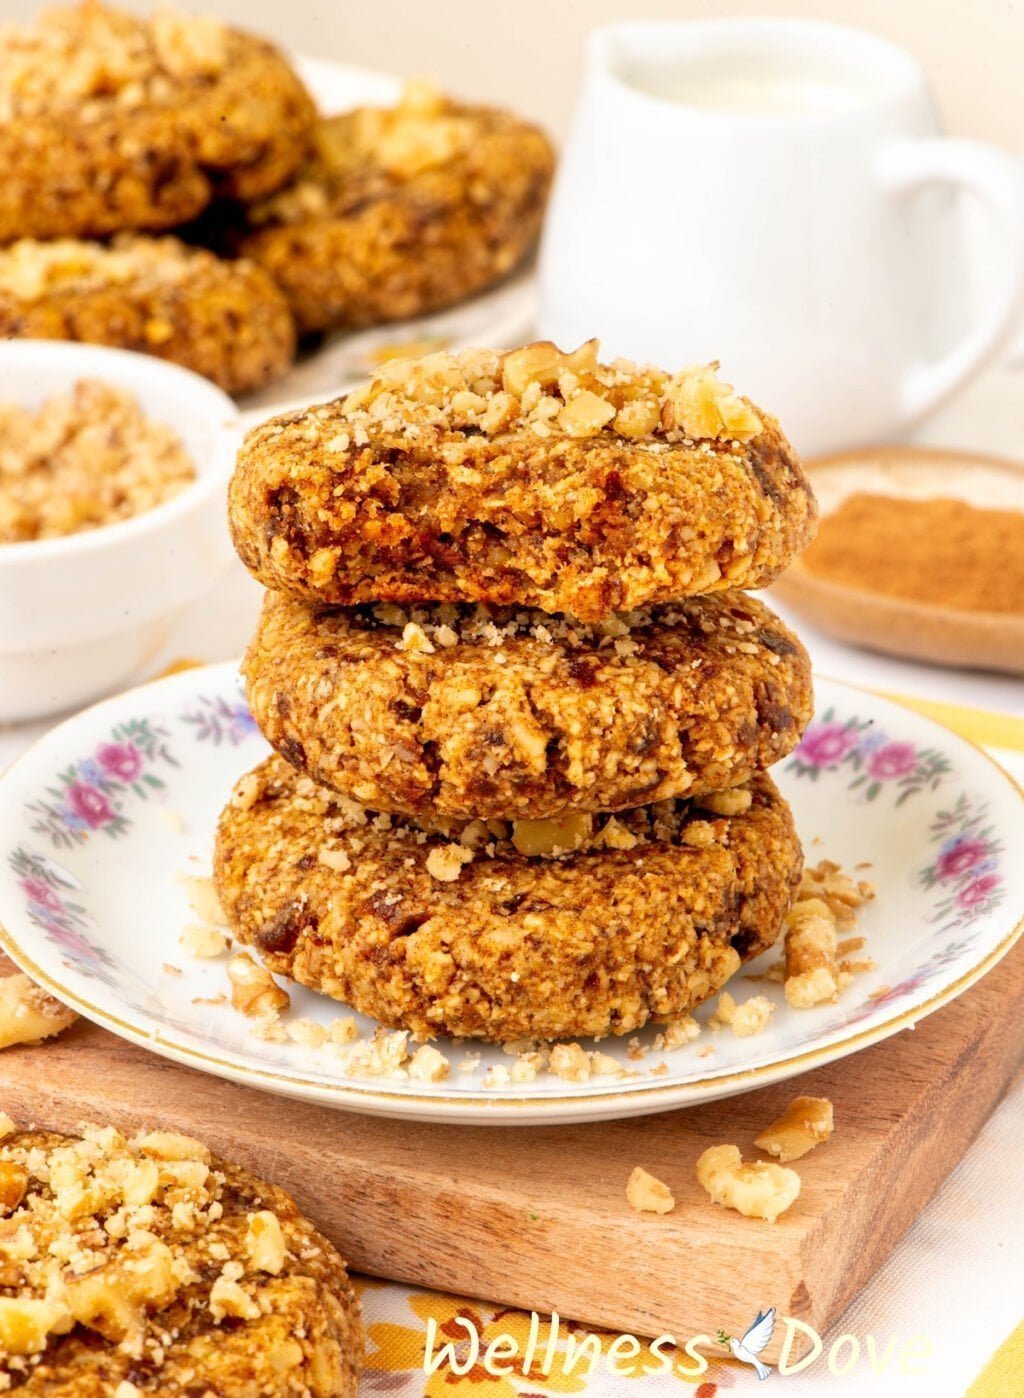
[216,342,817,1043]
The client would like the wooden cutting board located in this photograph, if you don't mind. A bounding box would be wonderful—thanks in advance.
[4,937,1022,1362]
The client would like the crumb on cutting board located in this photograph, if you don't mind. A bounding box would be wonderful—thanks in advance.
[627,1166,675,1215]
[755,1096,834,1162]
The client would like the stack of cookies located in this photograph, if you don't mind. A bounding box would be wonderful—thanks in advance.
[215,341,818,1044]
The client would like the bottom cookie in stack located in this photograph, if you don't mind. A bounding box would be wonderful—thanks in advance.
[214,758,802,1043]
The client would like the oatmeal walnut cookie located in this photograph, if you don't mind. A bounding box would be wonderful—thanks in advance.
[236,81,554,334]
[229,343,817,620]
[0,3,315,242]
[213,759,802,1043]
[0,236,295,394]
[0,1121,361,1394]
[244,590,813,820]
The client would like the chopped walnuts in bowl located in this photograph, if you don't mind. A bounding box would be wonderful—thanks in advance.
[0,379,196,545]
[0,339,239,722]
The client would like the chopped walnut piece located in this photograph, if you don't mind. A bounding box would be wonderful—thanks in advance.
[655,1016,701,1050]
[226,954,290,1019]
[0,1160,28,1214]
[626,1166,675,1215]
[65,1242,178,1347]
[230,773,262,812]
[408,1044,450,1083]
[613,396,661,438]
[711,991,775,1037]
[0,973,77,1049]
[549,1043,591,1083]
[135,1131,211,1164]
[597,816,639,851]
[209,1272,260,1322]
[180,924,229,958]
[681,820,716,849]
[511,813,593,857]
[318,846,352,872]
[696,1144,800,1223]
[698,787,753,817]
[425,843,474,882]
[397,620,435,654]
[797,859,876,930]
[0,1295,73,1356]
[662,364,763,442]
[285,1018,328,1049]
[180,875,226,927]
[246,1210,287,1274]
[501,340,598,397]
[755,1097,835,1163]
[347,1028,409,1077]
[784,897,839,1008]
[558,389,616,437]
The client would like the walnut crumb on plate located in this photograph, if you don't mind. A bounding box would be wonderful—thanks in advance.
[179,924,228,958]
[409,1044,450,1082]
[710,991,775,1037]
[178,873,227,927]
[226,953,290,1019]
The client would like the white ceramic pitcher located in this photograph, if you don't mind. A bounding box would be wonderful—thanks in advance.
[538,19,1024,455]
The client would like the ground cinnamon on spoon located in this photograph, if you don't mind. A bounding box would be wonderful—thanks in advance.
[801,493,1024,614]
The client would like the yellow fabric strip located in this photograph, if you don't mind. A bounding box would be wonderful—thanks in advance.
[966,1321,1024,1397]
[883,692,1024,754]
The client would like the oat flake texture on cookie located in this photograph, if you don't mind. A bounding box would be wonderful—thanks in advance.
[228,342,818,621]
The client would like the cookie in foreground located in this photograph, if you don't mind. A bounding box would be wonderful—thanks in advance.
[236,81,554,333]
[0,1118,361,1395]
[0,3,315,242]
[0,236,296,394]
[229,342,817,620]
[244,590,813,820]
[214,760,802,1043]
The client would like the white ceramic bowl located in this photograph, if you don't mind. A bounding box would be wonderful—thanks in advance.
[0,342,241,722]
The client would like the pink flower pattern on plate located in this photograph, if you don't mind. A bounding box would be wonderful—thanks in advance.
[96,742,143,782]
[789,707,951,805]
[66,782,114,828]
[27,718,177,848]
[867,742,918,780]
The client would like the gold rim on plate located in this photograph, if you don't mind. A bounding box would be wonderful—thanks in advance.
[0,668,1021,1119]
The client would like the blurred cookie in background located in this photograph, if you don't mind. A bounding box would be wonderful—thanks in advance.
[0,236,296,393]
[0,2,316,243]
[235,80,555,335]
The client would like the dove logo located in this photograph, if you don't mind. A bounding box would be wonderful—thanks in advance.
[716,1308,776,1380]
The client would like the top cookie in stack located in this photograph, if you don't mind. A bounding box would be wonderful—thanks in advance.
[229,340,815,617]
[216,343,817,1043]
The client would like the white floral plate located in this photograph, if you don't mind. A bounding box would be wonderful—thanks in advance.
[0,666,1020,1125]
